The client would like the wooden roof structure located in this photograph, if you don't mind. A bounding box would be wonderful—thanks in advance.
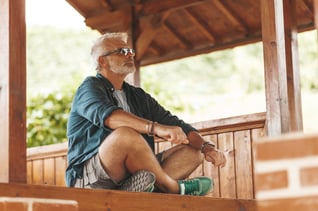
[66,0,315,66]
[0,0,317,188]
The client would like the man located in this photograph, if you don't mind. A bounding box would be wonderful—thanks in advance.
[66,32,226,195]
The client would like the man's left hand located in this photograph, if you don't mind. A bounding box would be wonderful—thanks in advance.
[203,146,226,168]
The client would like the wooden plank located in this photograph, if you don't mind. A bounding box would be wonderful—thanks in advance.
[0,0,26,184]
[27,161,33,185]
[218,132,236,199]
[139,0,208,16]
[192,112,266,133]
[234,130,254,199]
[202,134,220,198]
[43,158,55,185]
[27,142,68,160]
[0,183,257,211]
[55,156,67,187]
[32,160,44,185]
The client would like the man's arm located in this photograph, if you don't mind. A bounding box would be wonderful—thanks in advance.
[105,109,189,144]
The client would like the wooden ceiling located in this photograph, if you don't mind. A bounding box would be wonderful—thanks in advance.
[66,0,315,66]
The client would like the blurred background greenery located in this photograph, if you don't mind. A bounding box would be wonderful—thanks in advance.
[26,25,318,147]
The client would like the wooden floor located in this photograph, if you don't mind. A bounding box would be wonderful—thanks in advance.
[0,183,256,211]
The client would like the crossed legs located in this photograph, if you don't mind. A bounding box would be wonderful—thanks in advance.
[98,127,203,194]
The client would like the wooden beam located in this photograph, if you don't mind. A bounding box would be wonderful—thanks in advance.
[135,12,170,60]
[315,0,318,30]
[163,23,191,49]
[85,7,131,31]
[213,0,248,34]
[138,0,207,17]
[0,0,27,183]
[0,183,257,211]
[261,0,303,136]
[183,9,216,43]
[283,0,303,131]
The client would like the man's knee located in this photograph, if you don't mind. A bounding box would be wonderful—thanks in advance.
[100,126,148,151]
[182,145,204,163]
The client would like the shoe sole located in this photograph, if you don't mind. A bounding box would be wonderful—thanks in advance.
[120,170,156,192]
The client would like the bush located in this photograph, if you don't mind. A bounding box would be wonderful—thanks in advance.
[27,90,74,147]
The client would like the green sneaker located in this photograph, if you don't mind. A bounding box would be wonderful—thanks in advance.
[178,177,213,196]
[120,170,156,192]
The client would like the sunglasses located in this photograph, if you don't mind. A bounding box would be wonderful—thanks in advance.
[101,47,135,57]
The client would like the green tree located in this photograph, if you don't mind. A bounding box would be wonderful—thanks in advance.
[27,89,74,147]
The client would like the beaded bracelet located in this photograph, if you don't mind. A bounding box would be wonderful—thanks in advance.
[146,121,156,136]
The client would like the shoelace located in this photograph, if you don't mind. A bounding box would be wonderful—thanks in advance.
[183,179,201,195]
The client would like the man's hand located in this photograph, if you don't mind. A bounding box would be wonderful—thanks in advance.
[203,145,226,168]
[153,123,189,145]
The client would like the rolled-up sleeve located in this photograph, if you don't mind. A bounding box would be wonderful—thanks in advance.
[74,77,121,129]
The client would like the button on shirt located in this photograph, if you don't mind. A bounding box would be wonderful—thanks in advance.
[65,73,196,187]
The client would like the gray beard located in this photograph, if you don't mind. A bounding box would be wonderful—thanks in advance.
[111,64,135,75]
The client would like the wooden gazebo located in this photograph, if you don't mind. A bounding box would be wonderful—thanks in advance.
[0,0,318,210]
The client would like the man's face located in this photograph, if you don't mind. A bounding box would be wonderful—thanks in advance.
[102,39,136,75]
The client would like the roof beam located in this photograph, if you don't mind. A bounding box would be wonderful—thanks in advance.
[184,8,216,44]
[213,0,248,34]
[85,7,131,31]
[135,12,170,60]
[138,0,207,16]
[163,22,191,49]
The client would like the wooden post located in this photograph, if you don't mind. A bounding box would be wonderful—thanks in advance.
[261,0,303,136]
[315,0,318,29]
[0,0,27,183]
[315,0,318,46]
[124,7,141,87]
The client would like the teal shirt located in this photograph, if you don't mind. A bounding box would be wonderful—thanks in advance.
[65,73,196,187]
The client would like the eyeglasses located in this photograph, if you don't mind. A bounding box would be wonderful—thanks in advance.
[101,47,135,57]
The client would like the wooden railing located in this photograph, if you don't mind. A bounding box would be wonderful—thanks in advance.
[27,112,266,200]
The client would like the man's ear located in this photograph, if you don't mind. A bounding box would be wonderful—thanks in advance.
[98,56,108,68]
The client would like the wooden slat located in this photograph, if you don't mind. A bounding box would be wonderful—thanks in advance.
[218,132,236,199]
[43,158,55,185]
[27,161,33,185]
[234,130,254,199]
[32,160,44,185]
[55,156,67,186]
[202,134,220,197]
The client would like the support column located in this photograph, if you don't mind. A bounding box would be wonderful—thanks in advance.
[125,6,141,87]
[0,0,27,183]
[261,0,303,136]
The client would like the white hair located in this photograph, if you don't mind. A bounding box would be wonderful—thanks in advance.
[91,32,128,71]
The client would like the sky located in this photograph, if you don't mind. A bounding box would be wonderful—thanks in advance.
[26,0,86,28]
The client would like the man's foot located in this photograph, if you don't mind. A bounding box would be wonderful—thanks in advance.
[178,176,213,196]
[120,170,156,192]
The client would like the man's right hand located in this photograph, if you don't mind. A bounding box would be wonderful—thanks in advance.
[153,123,189,145]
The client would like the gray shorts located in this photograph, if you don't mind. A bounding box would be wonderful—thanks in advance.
[74,152,164,189]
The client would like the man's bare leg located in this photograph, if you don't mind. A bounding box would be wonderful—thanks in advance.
[160,145,204,180]
[98,127,180,193]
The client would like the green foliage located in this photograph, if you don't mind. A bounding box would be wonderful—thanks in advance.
[27,89,74,147]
